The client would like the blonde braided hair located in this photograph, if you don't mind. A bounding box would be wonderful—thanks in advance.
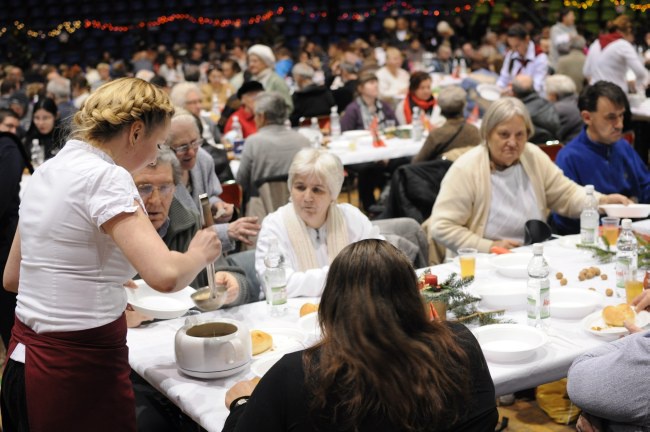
[71,77,174,145]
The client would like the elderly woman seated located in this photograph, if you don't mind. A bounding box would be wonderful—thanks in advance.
[225,240,498,431]
[255,148,383,297]
[412,85,481,163]
[427,97,629,254]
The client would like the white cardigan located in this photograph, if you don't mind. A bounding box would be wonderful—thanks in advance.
[255,203,382,298]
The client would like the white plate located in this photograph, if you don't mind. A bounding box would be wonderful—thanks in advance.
[550,288,601,319]
[476,84,502,101]
[472,281,527,310]
[252,328,307,359]
[599,204,650,219]
[327,140,352,151]
[557,234,581,250]
[581,309,650,338]
[251,354,285,377]
[473,324,548,363]
[126,280,195,320]
[451,253,493,271]
[490,253,552,278]
[298,313,321,337]
[178,361,250,380]
[342,130,371,139]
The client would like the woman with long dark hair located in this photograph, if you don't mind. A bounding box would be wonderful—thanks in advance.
[224,239,498,431]
[23,97,65,159]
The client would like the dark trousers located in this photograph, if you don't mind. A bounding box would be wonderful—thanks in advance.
[1,359,30,432]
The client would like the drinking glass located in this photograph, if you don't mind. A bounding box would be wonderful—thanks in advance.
[625,270,644,304]
[601,217,620,247]
[457,248,477,280]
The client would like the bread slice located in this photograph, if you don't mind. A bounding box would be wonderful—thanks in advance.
[300,303,319,317]
[602,304,635,327]
[251,330,273,355]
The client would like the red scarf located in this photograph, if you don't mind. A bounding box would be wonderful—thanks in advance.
[599,32,624,50]
[403,93,436,124]
[5,315,136,432]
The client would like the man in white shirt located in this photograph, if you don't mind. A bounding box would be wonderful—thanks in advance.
[497,24,549,96]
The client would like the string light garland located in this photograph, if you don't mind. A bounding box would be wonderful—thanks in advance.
[1,0,646,40]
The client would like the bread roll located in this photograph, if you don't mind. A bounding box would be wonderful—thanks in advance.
[300,303,319,317]
[251,330,273,355]
[602,304,635,327]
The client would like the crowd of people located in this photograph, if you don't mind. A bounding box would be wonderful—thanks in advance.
[1,6,650,431]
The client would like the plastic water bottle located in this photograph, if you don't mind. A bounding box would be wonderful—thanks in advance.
[412,107,423,141]
[459,57,468,78]
[527,243,550,329]
[310,117,323,145]
[329,106,341,139]
[264,237,287,317]
[231,115,244,157]
[580,185,599,245]
[30,138,44,168]
[211,94,221,119]
[616,218,638,297]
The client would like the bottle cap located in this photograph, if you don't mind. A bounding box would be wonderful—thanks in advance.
[622,219,632,229]
[532,243,543,254]
[331,106,338,113]
[585,185,594,194]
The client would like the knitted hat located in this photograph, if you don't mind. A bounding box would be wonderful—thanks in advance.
[247,44,276,67]
[237,80,264,99]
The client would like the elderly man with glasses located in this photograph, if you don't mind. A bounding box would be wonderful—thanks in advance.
[128,147,258,325]
[167,111,261,250]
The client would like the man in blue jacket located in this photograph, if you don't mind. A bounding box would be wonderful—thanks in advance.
[552,81,650,234]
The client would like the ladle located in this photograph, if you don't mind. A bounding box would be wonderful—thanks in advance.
[190,194,226,311]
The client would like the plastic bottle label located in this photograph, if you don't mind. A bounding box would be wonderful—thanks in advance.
[616,257,631,289]
[540,283,550,319]
[270,285,287,306]
[580,227,596,245]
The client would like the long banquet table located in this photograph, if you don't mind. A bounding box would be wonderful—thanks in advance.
[127,238,630,432]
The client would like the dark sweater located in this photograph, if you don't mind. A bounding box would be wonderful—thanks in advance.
[223,322,498,432]
[290,84,336,127]
[552,128,650,234]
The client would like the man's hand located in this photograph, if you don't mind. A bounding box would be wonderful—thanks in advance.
[631,289,650,313]
[227,217,261,246]
[213,201,234,223]
[599,194,633,206]
[490,239,521,250]
[125,304,153,328]
[576,413,604,432]
[215,271,240,305]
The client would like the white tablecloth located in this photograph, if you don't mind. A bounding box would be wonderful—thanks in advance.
[328,137,424,165]
[127,238,627,432]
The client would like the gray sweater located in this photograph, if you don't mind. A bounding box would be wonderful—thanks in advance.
[567,331,650,431]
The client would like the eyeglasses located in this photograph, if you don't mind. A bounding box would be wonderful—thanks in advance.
[137,183,175,199]
[169,139,202,155]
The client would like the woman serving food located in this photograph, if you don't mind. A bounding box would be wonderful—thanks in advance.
[2,78,221,431]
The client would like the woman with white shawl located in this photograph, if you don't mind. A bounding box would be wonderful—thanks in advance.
[255,149,383,298]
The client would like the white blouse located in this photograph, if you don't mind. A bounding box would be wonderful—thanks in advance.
[484,164,542,244]
[15,140,143,334]
[255,203,383,298]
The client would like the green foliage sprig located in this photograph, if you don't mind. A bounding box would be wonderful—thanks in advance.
[420,271,512,326]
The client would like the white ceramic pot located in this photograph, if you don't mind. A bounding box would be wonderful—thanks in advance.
[174,317,252,379]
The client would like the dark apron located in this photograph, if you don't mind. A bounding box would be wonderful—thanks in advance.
[5,314,136,432]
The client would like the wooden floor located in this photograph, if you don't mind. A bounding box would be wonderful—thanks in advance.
[498,399,576,431]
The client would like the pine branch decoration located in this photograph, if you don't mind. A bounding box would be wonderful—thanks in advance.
[420,271,511,326]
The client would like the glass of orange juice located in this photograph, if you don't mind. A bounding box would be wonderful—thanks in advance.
[625,269,644,304]
[601,217,620,247]
[457,248,477,280]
